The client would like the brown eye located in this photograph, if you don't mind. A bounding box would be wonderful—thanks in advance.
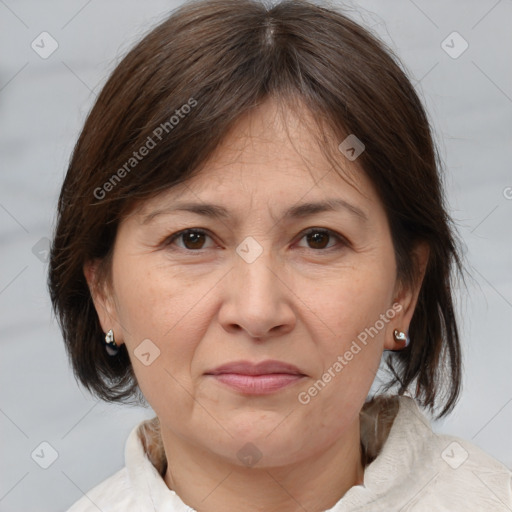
[182,231,206,249]
[306,231,330,249]
[297,228,346,251]
[165,229,214,251]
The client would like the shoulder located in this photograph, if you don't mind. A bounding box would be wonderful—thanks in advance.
[395,397,512,510]
[65,467,137,512]
[65,419,177,511]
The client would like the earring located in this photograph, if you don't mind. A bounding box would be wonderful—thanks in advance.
[104,329,119,356]
[393,329,410,348]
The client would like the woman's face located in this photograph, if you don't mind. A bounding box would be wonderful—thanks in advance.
[88,99,418,468]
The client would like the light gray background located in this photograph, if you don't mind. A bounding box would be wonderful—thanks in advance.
[1,1,511,510]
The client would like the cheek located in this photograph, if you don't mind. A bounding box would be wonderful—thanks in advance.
[113,255,207,338]
[299,256,397,407]
[112,266,211,421]
[111,257,214,393]
[295,292,393,444]
[312,263,396,349]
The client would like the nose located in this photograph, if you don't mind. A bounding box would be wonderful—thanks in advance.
[217,247,296,340]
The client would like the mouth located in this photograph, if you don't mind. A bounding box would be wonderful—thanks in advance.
[205,360,307,395]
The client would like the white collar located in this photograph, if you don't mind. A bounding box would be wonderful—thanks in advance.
[123,396,432,510]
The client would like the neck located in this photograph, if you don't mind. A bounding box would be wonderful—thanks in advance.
[162,419,364,512]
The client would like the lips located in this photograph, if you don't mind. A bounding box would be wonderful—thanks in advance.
[205,360,306,395]
[206,360,305,376]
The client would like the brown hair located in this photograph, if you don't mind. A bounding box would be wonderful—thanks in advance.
[48,0,463,417]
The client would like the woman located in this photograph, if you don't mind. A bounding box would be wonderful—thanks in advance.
[48,0,512,510]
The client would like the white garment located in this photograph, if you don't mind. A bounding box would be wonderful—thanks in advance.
[67,396,512,511]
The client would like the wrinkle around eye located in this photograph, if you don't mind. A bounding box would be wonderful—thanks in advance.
[161,228,217,252]
[155,227,352,256]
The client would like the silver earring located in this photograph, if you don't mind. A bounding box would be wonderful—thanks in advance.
[393,329,410,347]
[104,329,119,356]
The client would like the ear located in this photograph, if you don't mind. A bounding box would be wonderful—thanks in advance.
[83,259,124,346]
[384,242,430,350]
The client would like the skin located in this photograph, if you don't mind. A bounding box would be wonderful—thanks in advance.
[85,98,428,512]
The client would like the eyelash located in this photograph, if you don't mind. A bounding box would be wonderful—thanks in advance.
[162,227,349,253]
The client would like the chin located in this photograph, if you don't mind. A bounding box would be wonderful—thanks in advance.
[218,418,309,464]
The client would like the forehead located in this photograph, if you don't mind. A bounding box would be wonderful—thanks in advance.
[187,98,359,185]
[134,98,379,221]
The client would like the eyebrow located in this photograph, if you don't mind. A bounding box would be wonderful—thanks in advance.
[141,198,368,224]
